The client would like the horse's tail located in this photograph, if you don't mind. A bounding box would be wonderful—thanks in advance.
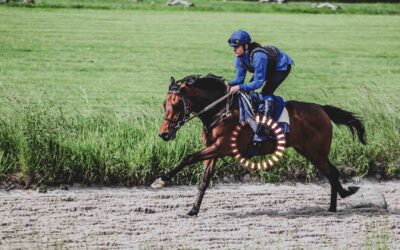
[320,105,367,145]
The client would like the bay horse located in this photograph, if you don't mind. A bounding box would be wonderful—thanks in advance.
[154,74,366,216]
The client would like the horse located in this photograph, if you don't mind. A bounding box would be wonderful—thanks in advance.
[154,74,366,216]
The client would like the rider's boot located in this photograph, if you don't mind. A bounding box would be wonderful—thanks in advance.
[246,96,275,157]
[256,95,274,136]
[264,95,274,118]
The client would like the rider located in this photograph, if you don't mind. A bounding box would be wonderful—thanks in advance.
[227,29,294,133]
[227,30,293,156]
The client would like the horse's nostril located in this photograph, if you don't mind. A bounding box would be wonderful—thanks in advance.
[159,132,169,141]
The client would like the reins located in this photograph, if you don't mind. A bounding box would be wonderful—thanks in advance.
[164,91,233,132]
[186,92,233,122]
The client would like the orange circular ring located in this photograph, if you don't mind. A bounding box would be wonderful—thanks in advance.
[230,115,286,171]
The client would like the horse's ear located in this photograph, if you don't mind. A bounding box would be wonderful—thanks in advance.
[168,76,176,90]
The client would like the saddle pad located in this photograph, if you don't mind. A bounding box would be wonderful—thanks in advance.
[278,107,290,125]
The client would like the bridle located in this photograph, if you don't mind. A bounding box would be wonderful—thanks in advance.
[163,90,233,133]
[162,91,192,130]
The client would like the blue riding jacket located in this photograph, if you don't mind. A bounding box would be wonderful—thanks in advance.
[229,50,294,92]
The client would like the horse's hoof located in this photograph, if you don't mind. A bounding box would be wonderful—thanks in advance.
[151,178,165,189]
[341,186,360,198]
[348,186,360,195]
[328,207,337,212]
[187,210,198,217]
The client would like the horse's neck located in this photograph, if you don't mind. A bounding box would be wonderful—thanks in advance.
[190,91,235,129]
[190,91,225,112]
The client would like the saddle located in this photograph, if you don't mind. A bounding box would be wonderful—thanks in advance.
[237,91,290,141]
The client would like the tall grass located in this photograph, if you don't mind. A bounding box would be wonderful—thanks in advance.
[0,85,398,186]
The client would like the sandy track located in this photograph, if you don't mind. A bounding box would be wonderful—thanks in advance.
[0,181,399,249]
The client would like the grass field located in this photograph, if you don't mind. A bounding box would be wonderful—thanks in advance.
[0,4,399,186]
[3,0,400,15]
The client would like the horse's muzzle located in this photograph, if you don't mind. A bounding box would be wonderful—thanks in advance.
[159,132,170,141]
[159,131,176,141]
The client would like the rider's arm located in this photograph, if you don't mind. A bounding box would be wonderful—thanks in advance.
[228,57,247,86]
[239,52,268,91]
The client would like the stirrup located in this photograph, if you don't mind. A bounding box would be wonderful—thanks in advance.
[245,141,263,158]
[256,122,272,137]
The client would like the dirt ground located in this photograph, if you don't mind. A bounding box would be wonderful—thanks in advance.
[0,180,399,249]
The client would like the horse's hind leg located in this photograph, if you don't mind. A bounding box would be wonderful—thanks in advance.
[325,161,360,212]
[290,103,361,211]
[329,161,360,199]
[311,158,341,212]
[324,161,341,212]
[294,146,358,212]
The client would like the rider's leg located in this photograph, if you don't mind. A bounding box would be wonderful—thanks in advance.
[259,66,292,135]
[261,65,292,97]
[247,66,292,157]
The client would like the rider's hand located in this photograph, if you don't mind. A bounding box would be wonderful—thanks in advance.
[229,85,240,94]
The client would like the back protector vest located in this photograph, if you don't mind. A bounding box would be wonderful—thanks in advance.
[240,45,280,76]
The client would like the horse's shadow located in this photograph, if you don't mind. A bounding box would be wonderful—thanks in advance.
[224,205,389,219]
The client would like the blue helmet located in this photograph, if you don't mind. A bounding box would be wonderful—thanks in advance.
[228,30,251,47]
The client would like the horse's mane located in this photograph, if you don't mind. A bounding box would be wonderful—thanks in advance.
[173,74,227,93]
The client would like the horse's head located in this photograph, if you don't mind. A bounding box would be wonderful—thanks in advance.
[159,74,227,141]
[159,77,193,141]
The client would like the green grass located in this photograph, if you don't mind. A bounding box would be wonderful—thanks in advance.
[2,0,400,15]
[0,7,399,186]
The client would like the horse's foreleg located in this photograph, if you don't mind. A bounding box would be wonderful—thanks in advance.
[187,158,216,216]
[151,144,220,189]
